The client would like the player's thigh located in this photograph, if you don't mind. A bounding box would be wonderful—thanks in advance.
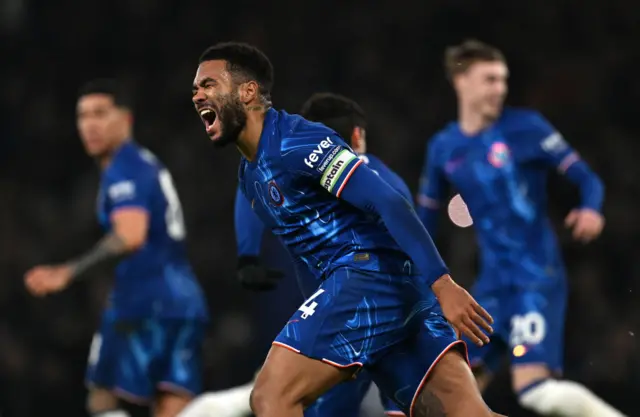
[304,375,370,417]
[252,344,353,410]
[417,349,492,417]
[154,393,191,417]
[87,387,120,413]
[155,319,206,401]
[367,308,466,415]
[508,284,567,375]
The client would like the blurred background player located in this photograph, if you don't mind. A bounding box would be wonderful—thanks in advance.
[416,40,623,417]
[180,93,407,417]
[24,79,209,417]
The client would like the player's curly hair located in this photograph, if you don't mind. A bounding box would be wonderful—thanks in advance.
[300,93,367,141]
[78,78,133,109]
[199,42,274,103]
[444,39,505,80]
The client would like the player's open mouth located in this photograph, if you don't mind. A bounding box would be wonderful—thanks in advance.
[199,107,218,135]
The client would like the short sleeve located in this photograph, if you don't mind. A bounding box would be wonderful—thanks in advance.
[283,133,363,198]
[104,167,155,213]
[520,111,580,174]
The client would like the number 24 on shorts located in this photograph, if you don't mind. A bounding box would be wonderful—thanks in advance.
[298,289,325,319]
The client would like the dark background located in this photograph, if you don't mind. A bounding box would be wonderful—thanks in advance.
[1,0,638,415]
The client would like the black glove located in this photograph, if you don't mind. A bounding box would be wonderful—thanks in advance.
[236,256,285,291]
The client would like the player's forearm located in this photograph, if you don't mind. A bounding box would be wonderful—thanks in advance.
[340,168,449,286]
[564,160,605,211]
[66,233,130,280]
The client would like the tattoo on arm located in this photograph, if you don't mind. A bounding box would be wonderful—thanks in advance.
[68,233,128,280]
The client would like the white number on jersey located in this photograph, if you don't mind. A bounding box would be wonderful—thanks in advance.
[88,333,102,366]
[158,169,186,241]
[298,288,325,319]
[510,312,547,346]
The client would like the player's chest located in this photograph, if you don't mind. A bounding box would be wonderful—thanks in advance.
[239,163,301,227]
[442,137,526,192]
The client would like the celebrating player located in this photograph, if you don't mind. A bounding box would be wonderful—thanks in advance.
[24,79,209,417]
[417,40,623,417]
[192,42,500,417]
[180,93,407,417]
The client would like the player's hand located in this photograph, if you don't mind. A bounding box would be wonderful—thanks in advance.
[24,264,73,297]
[236,256,284,291]
[565,208,604,243]
[432,274,493,346]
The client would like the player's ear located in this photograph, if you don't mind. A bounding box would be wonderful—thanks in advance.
[351,127,366,153]
[239,81,259,104]
[452,73,466,91]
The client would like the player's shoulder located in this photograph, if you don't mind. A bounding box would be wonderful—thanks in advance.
[499,107,550,132]
[106,142,162,180]
[427,122,460,154]
[276,110,343,152]
[359,153,382,166]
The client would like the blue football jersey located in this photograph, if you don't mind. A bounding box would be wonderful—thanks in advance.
[417,108,584,286]
[97,142,207,319]
[238,109,406,281]
[235,151,413,297]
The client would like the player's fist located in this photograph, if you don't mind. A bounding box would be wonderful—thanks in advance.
[24,264,73,296]
[236,256,284,291]
[432,275,493,347]
[565,208,604,243]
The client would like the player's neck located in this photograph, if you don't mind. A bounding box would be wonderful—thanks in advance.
[236,105,269,162]
[458,105,491,136]
[97,137,130,170]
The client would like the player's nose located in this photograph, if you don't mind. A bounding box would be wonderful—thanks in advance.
[192,88,206,105]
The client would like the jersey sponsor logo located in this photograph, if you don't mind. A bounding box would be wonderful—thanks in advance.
[488,142,510,168]
[540,132,567,154]
[268,181,284,206]
[303,137,335,169]
[108,181,136,202]
[317,145,343,173]
[320,149,356,192]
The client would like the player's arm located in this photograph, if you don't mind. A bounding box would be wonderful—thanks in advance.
[69,208,148,277]
[234,186,283,291]
[24,174,152,296]
[416,139,448,236]
[527,113,605,242]
[288,135,492,345]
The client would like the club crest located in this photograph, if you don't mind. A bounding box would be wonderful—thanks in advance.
[488,142,510,168]
[268,181,284,206]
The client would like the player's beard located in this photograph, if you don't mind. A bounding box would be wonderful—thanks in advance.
[212,91,247,148]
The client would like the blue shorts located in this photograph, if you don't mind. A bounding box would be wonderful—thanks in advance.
[466,269,567,373]
[274,256,465,415]
[86,311,206,403]
[305,373,403,417]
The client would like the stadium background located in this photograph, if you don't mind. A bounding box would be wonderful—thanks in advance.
[1,0,638,415]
